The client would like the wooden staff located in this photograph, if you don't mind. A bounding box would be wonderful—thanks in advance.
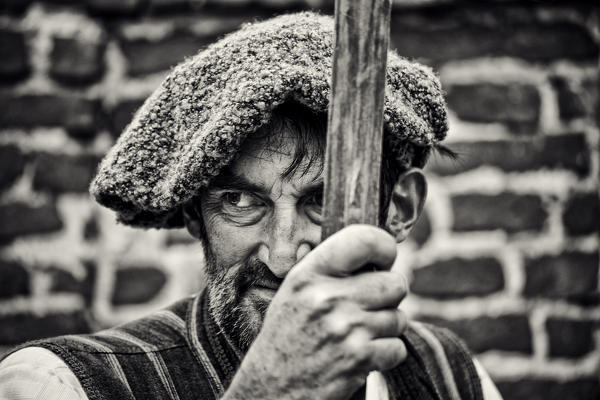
[323,0,392,399]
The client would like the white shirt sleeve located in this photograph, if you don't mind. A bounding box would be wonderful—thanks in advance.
[474,358,504,400]
[0,347,89,400]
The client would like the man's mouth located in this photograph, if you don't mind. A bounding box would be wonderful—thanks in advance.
[248,286,277,303]
[254,279,281,291]
[247,279,281,302]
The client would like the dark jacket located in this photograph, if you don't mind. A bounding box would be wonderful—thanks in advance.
[8,291,482,400]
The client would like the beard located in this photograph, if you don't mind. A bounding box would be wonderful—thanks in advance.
[203,245,283,352]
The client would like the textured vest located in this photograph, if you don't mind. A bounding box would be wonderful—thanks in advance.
[14,291,483,400]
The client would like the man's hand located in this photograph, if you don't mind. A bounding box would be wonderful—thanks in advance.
[223,225,408,400]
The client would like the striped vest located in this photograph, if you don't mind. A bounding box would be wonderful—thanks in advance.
[16,291,483,400]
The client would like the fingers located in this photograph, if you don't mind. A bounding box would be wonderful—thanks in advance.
[324,306,407,342]
[362,308,408,339]
[341,271,408,310]
[303,225,397,276]
[367,337,407,371]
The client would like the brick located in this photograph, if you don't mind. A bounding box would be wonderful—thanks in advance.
[50,37,106,85]
[0,202,63,243]
[562,192,600,236]
[541,134,590,177]
[182,2,270,15]
[0,29,29,82]
[411,257,504,298]
[550,76,586,120]
[410,210,431,247]
[496,378,600,400]
[121,32,212,76]
[32,153,100,194]
[111,99,144,137]
[0,0,34,14]
[48,268,80,293]
[85,0,144,15]
[446,83,540,133]
[0,144,26,190]
[0,95,100,136]
[391,18,598,63]
[581,76,599,126]
[452,193,547,233]
[418,315,532,354]
[148,0,192,12]
[391,25,498,63]
[0,311,91,345]
[546,318,595,358]
[504,22,599,62]
[524,251,599,303]
[429,140,536,176]
[111,266,167,305]
[0,259,29,299]
[429,133,590,177]
[83,215,100,241]
[48,261,96,305]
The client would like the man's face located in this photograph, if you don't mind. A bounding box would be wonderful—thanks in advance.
[197,131,324,350]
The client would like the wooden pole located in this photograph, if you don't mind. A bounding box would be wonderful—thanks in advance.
[323,0,391,237]
[323,0,392,399]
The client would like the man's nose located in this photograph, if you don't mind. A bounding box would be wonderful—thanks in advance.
[258,206,319,278]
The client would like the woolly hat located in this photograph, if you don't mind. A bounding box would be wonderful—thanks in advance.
[90,12,449,229]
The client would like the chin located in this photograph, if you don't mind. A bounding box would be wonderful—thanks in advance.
[204,249,279,351]
[240,294,267,331]
[236,287,274,344]
[208,283,272,351]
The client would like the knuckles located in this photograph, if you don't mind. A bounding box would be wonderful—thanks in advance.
[323,313,354,339]
[388,272,408,298]
[271,226,407,374]
[343,329,372,368]
[381,339,407,370]
[396,310,408,335]
[322,306,365,339]
[371,271,407,299]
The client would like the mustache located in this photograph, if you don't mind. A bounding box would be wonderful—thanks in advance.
[234,258,284,293]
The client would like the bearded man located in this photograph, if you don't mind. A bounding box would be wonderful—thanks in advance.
[0,12,502,400]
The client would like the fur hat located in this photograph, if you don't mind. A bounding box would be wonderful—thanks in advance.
[90,12,448,229]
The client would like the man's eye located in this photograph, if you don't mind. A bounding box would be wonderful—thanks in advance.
[305,191,323,224]
[222,192,260,208]
[223,192,250,207]
[217,191,266,225]
[307,191,323,208]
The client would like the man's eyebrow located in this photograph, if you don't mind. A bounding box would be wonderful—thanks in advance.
[209,172,267,194]
[298,179,324,196]
[210,172,324,196]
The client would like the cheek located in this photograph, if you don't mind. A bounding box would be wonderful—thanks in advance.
[204,215,262,267]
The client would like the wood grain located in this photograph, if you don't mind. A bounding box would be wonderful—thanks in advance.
[323,1,392,399]
[323,0,392,239]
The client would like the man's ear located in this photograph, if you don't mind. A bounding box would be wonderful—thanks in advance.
[182,201,203,240]
[386,168,427,242]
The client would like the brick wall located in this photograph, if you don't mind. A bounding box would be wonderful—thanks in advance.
[0,1,598,399]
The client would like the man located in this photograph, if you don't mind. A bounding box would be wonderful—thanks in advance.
[0,12,502,400]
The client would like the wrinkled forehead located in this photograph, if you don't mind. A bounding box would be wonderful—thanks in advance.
[229,127,325,185]
[229,108,327,182]
[241,130,302,158]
